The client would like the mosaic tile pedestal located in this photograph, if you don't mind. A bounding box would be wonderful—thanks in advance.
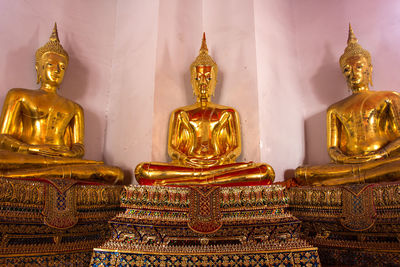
[0,177,122,266]
[289,182,400,266]
[91,185,320,266]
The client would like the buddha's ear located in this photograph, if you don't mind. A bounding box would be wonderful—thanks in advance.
[35,63,40,84]
[369,64,373,87]
[190,67,199,96]
[210,67,217,97]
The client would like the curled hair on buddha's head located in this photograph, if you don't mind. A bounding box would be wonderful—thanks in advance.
[35,23,69,66]
[190,33,218,97]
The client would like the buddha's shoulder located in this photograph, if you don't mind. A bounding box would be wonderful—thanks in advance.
[328,90,400,113]
[6,88,37,98]
[374,90,400,100]
[213,103,237,114]
[171,104,197,114]
[327,98,343,112]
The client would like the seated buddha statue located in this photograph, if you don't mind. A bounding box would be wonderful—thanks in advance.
[135,34,274,186]
[295,25,400,186]
[0,23,123,184]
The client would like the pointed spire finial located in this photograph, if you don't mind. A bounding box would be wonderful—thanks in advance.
[200,32,208,53]
[347,23,358,45]
[191,32,217,68]
[50,22,60,42]
[35,23,69,64]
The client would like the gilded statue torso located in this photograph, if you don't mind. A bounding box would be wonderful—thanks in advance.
[329,91,400,155]
[3,88,81,146]
[169,102,240,164]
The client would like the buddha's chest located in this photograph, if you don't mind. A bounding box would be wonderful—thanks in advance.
[338,98,387,132]
[187,109,224,137]
[21,96,75,129]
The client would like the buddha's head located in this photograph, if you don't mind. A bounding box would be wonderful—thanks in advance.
[35,23,69,88]
[190,33,218,101]
[339,24,372,92]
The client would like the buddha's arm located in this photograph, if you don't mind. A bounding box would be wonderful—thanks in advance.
[213,110,241,163]
[66,105,85,158]
[327,109,369,163]
[327,108,388,163]
[347,96,400,160]
[168,110,194,163]
[0,90,30,152]
[378,97,400,157]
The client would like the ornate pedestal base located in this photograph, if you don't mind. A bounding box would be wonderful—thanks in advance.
[91,185,320,266]
[289,182,400,266]
[0,178,122,266]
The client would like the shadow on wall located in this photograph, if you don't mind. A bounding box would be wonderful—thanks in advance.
[61,34,89,102]
[311,44,347,105]
[303,111,330,165]
[302,44,347,165]
[82,109,103,160]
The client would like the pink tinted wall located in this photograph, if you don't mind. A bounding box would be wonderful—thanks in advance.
[254,0,304,179]
[292,0,400,165]
[103,0,159,180]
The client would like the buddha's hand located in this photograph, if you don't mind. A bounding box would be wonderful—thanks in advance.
[365,148,389,160]
[28,144,83,158]
[185,157,219,168]
[329,147,384,164]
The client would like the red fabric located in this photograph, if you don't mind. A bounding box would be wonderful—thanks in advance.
[138,178,272,187]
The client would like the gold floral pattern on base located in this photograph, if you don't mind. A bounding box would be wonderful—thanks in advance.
[0,178,122,265]
[289,181,400,266]
[91,185,320,266]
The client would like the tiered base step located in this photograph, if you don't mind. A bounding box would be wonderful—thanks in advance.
[91,185,320,266]
[289,182,400,266]
[0,177,122,266]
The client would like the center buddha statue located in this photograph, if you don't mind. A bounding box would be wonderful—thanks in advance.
[135,34,274,186]
[0,24,123,184]
[295,25,400,186]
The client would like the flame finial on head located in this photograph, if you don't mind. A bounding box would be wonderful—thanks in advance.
[191,32,217,71]
[35,22,69,64]
[200,32,208,53]
[339,23,371,68]
[49,22,60,42]
[347,23,358,45]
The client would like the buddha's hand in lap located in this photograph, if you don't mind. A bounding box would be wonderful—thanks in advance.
[27,144,83,158]
[329,146,388,164]
[184,157,219,168]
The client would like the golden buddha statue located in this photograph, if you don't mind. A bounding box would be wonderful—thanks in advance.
[0,23,123,184]
[135,34,274,186]
[295,25,400,186]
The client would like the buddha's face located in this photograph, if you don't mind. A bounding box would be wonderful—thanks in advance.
[194,65,213,97]
[36,52,67,87]
[342,55,371,91]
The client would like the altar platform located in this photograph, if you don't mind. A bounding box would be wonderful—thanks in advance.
[289,182,400,266]
[0,177,122,266]
[91,185,320,266]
